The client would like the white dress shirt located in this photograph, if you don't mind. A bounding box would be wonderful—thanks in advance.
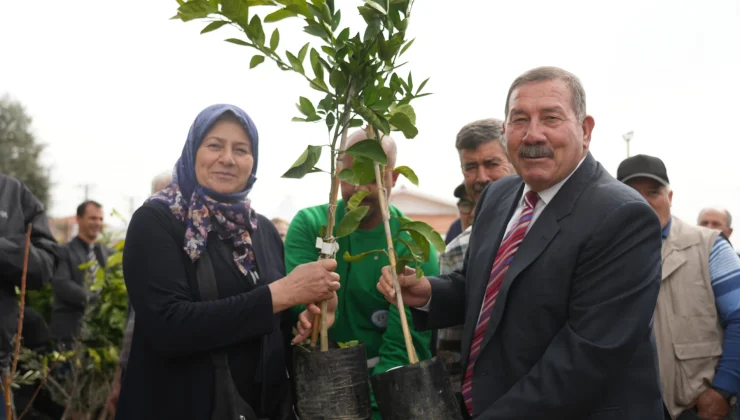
[416,155,587,311]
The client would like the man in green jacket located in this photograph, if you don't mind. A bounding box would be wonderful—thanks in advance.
[285,130,439,418]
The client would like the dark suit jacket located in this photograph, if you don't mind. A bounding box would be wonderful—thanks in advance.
[116,201,294,420]
[413,153,664,419]
[50,236,112,343]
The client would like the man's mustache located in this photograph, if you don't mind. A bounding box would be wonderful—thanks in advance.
[519,145,554,158]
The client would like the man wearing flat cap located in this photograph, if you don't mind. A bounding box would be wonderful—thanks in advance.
[619,154,740,420]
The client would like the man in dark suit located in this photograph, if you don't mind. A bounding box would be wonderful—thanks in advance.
[51,200,112,349]
[378,66,664,419]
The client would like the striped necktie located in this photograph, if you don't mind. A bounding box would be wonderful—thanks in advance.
[86,245,99,284]
[462,190,539,416]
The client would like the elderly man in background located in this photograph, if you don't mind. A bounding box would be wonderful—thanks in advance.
[106,170,173,416]
[699,207,737,250]
[619,154,740,420]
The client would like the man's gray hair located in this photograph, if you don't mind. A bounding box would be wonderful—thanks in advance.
[151,170,173,194]
[455,118,506,154]
[504,66,587,122]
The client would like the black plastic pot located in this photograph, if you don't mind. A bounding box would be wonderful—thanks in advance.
[292,343,372,420]
[370,356,462,420]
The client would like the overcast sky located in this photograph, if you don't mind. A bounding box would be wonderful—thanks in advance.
[1,0,738,230]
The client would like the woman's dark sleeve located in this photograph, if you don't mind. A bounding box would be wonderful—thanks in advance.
[123,205,275,358]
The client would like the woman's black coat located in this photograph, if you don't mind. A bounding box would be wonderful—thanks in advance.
[116,200,295,420]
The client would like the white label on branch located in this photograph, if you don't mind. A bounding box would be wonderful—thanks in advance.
[315,237,340,256]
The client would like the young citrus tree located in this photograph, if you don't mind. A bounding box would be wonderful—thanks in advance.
[172,0,444,362]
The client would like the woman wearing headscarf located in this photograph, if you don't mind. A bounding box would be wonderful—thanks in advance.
[116,104,339,420]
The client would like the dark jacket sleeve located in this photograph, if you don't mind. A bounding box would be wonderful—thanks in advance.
[0,183,57,290]
[50,246,88,309]
[478,200,662,419]
[411,185,492,331]
[123,205,275,358]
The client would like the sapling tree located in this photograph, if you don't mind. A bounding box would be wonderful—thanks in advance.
[172,0,445,361]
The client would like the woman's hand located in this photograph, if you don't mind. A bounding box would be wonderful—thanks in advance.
[292,291,339,344]
[269,259,340,313]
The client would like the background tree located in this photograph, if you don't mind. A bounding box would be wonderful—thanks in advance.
[0,95,52,209]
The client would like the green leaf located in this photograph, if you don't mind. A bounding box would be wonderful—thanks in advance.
[250,55,265,68]
[310,78,329,92]
[285,3,313,17]
[264,8,299,22]
[337,339,361,348]
[221,0,250,26]
[349,118,364,127]
[200,20,228,34]
[286,51,305,74]
[396,237,423,259]
[225,38,250,46]
[297,96,316,117]
[407,73,413,92]
[269,28,280,50]
[364,86,379,106]
[307,3,324,20]
[336,206,370,238]
[408,230,430,260]
[343,250,384,263]
[399,221,446,253]
[338,27,350,42]
[332,9,341,31]
[338,168,360,185]
[395,254,414,274]
[298,42,310,62]
[248,15,265,45]
[364,0,387,15]
[282,145,323,178]
[303,22,328,39]
[175,0,218,21]
[321,45,334,55]
[325,112,335,131]
[416,77,429,94]
[363,18,382,41]
[351,156,377,184]
[399,38,415,56]
[389,6,404,31]
[310,48,324,80]
[347,190,370,210]
[393,165,418,185]
[391,103,416,125]
[389,112,418,138]
[375,115,392,136]
[345,139,387,165]
[321,1,333,23]
[329,69,348,91]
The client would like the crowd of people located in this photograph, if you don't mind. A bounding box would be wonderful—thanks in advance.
[1,65,739,420]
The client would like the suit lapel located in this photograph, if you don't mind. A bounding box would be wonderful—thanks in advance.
[460,182,521,365]
[481,210,560,349]
[478,153,598,351]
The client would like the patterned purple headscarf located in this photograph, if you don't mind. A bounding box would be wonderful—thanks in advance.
[149,104,259,275]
